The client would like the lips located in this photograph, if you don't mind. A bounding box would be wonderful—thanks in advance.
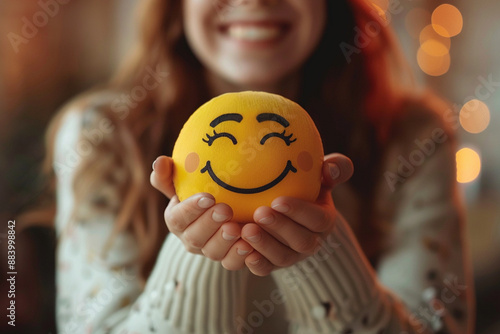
[220,22,290,43]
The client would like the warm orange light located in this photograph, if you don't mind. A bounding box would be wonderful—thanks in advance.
[456,148,481,184]
[432,4,463,38]
[371,4,387,21]
[460,100,491,134]
[421,40,449,57]
[405,8,431,39]
[420,24,451,53]
[370,0,389,11]
[417,46,451,76]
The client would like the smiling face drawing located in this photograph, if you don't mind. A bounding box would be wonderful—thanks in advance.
[172,91,324,222]
[201,112,298,194]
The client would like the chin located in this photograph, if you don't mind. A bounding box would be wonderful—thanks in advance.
[226,70,288,90]
[237,78,280,89]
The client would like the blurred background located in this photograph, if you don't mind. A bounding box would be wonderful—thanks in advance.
[0,0,498,333]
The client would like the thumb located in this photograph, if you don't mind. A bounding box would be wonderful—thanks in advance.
[321,153,354,190]
[150,155,176,199]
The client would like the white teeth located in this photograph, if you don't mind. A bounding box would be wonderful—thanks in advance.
[227,25,281,41]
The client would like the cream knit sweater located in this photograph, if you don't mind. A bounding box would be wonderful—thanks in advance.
[54,108,473,334]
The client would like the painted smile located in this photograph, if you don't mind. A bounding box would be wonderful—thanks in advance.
[201,160,297,194]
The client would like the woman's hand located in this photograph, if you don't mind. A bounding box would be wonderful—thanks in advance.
[240,153,354,276]
[150,156,253,270]
[150,153,353,275]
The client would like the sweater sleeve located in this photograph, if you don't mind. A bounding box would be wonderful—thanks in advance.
[54,109,250,334]
[270,134,474,333]
[54,109,143,334]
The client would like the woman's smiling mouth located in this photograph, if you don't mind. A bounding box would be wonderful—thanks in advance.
[219,22,290,44]
[201,160,297,194]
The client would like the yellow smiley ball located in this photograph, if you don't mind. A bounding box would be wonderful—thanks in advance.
[172,91,324,222]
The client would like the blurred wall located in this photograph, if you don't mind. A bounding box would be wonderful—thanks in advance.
[0,1,136,333]
[388,1,500,332]
[0,0,135,219]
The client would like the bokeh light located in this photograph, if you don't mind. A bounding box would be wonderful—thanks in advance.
[432,4,464,38]
[456,148,481,183]
[405,8,431,39]
[460,100,491,134]
[420,39,449,57]
[420,24,451,55]
[417,46,451,76]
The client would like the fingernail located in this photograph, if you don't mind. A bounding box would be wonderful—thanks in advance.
[246,233,261,243]
[152,158,158,171]
[258,215,274,225]
[198,196,215,209]
[249,259,260,265]
[212,211,229,222]
[237,248,249,256]
[329,163,340,180]
[222,231,237,241]
[272,203,290,213]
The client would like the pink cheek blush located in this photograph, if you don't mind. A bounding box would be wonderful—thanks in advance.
[184,152,200,173]
[297,151,313,172]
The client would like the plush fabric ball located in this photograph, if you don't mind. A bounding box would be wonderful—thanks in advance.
[172,91,324,222]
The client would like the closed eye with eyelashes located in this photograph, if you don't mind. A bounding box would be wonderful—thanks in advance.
[202,130,237,146]
[202,130,297,146]
[260,130,297,146]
